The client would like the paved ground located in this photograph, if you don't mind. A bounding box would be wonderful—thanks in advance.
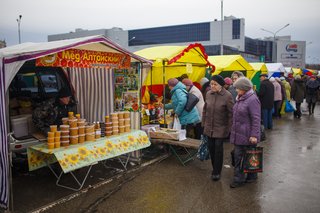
[8,103,320,213]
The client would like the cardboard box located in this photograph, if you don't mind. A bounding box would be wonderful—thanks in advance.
[149,128,186,141]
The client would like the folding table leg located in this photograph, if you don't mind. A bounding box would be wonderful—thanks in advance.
[168,145,197,166]
[47,163,93,191]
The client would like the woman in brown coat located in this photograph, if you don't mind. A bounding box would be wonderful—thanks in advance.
[202,75,234,181]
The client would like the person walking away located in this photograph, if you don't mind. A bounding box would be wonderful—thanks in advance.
[276,77,287,117]
[164,78,200,134]
[182,78,205,139]
[291,75,306,119]
[280,77,291,101]
[258,74,274,130]
[202,75,234,181]
[306,75,320,115]
[229,77,261,188]
[269,77,282,119]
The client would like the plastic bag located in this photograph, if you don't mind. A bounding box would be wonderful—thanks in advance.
[285,100,295,112]
[173,116,181,130]
[197,135,210,161]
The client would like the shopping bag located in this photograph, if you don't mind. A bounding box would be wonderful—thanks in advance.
[173,116,181,130]
[285,100,295,113]
[242,147,263,173]
[197,135,210,161]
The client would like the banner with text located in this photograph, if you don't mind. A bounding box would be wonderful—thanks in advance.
[36,49,131,69]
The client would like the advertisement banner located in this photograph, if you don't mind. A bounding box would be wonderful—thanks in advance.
[36,49,131,69]
[277,40,306,68]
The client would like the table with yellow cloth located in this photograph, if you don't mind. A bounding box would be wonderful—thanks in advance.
[27,130,150,190]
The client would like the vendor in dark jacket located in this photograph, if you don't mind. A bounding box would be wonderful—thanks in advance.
[258,74,274,129]
[33,87,77,135]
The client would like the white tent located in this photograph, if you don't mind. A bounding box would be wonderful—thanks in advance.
[265,63,286,77]
[0,35,151,209]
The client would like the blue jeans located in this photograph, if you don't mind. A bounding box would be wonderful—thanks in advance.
[262,108,273,129]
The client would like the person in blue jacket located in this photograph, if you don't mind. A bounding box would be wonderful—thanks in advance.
[164,78,200,131]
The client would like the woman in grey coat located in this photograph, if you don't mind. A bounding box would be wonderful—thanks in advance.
[229,77,261,188]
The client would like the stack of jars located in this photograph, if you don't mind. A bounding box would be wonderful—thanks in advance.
[124,111,131,132]
[85,124,95,141]
[94,122,101,139]
[47,125,61,149]
[60,124,70,146]
[111,113,119,135]
[78,118,86,143]
[105,116,112,137]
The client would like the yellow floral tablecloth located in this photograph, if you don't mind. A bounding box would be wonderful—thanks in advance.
[27,130,150,173]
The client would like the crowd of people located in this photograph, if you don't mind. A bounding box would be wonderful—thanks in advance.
[163,71,320,188]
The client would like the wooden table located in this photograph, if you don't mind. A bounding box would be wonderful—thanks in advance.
[150,138,201,166]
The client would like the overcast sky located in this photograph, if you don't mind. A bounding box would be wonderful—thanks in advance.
[1,0,319,63]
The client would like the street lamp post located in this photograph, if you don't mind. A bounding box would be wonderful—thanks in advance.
[261,23,289,62]
[220,0,224,55]
[16,15,22,44]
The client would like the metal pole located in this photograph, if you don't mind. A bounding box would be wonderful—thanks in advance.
[220,0,224,55]
[162,59,166,127]
[261,24,289,63]
[16,15,22,44]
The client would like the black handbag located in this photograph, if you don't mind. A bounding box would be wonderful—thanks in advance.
[184,92,199,112]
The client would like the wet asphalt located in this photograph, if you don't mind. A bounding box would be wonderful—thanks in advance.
[10,102,320,213]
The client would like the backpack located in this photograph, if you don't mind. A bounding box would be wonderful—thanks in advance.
[182,89,199,112]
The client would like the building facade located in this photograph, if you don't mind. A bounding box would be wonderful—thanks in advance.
[47,17,306,67]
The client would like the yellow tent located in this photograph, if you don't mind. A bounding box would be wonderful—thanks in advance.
[135,44,213,85]
[249,62,269,91]
[250,63,268,75]
[135,43,213,100]
[292,68,302,75]
[207,55,254,77]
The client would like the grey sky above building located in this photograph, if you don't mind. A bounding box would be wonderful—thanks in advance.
[1,0,319,63]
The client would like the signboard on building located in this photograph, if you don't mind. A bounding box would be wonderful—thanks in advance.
[276,40,306,68]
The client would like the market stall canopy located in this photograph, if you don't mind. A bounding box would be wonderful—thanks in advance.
[250,63,268,74]
[0,35,152,209]
[134,43,213,68]
[292,68,303,75]
[0,35,152,91]
[135,44,214,99]
[248,62,268,92]
[265,63,286,77]
[207,55,254,76]
[135,43,214,85]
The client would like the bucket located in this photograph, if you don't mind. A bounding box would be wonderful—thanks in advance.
[11,116,28,138]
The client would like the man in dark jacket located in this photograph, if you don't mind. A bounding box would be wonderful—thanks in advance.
[33,87,77,135]
[291,75,306,118]
[258,74,274,129]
